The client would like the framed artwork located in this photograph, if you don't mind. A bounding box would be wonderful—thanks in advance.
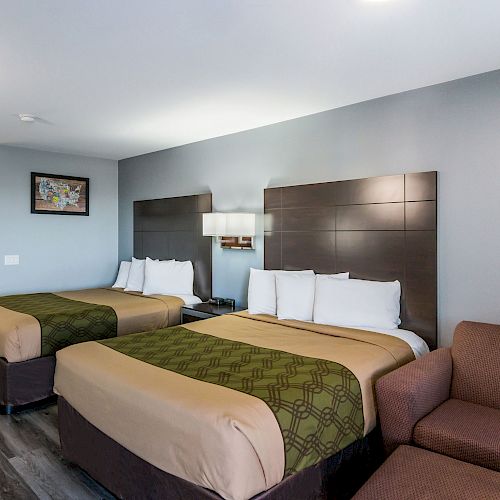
[31,172,89,216]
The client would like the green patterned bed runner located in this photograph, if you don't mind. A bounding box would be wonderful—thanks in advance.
[0,293,117,356]
[99,326,364,475]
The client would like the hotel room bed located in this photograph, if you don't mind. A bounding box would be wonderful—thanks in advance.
[55,173,437,499]
[0,287,200,411]
[54,312,424,500]
[0,191,212,412]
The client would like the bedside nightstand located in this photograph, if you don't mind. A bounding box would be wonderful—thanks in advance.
[181,303,246,324]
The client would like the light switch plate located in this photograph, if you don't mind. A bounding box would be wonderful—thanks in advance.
[4,255,19,266]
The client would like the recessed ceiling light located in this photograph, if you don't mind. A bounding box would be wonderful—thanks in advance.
[19,113,36,123]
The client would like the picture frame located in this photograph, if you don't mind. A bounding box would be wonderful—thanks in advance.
[31,172,90,216]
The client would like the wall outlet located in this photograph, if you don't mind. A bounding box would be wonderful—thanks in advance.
[4,255,19,266]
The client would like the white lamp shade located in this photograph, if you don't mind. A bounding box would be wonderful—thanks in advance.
[203,213,256,236]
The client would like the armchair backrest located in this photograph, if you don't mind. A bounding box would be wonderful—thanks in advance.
[451,321,500,409]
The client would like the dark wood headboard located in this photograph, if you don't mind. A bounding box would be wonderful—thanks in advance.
[133,193,212,301]
[264,172,437,349]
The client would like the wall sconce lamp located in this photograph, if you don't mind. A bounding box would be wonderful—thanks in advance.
[203,213,256,250]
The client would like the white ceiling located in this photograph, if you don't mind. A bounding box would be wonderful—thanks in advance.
[1,0,500,160]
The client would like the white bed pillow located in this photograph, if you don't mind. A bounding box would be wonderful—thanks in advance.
[247,269,277,315]
[142,258,194,296]
[313,277,401,329]
[124,257,147,292]
[276,273,316,321]
[247,268,314,316]
[112,261,131,288]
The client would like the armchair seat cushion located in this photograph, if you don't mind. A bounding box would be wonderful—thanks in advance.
[414,398,500,471]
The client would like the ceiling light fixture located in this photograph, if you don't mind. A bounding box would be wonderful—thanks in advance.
[19,113,36,123]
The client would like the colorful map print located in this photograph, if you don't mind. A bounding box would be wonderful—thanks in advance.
[34,175,87,213]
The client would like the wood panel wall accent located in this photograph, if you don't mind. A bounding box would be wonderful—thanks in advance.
[134,193,212,301]
[264,172,437,349]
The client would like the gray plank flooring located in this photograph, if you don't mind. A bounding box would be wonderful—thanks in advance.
[0,403,115,500]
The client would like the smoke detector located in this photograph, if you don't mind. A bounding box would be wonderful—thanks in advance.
[19,114,36,122]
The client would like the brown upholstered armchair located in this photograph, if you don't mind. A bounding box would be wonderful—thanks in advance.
[376,321,500,471]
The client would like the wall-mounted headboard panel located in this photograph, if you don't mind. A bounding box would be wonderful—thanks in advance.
[264,172,437,349]
[134,193,212,301]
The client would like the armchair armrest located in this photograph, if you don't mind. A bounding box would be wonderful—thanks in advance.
[376,347,452,454]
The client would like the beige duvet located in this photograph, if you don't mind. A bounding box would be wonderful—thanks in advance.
[54,312,414,500]
[0,288,184,362]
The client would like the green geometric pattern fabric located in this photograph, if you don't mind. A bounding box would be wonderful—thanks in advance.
[99,326,364,475]
[0,293,117,356]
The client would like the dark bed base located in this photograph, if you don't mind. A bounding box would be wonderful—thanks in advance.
[0,356,56,414]
[58,397,383,500]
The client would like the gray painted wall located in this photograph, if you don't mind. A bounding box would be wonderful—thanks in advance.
[0,146,118,294]
[119,70,500,347]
